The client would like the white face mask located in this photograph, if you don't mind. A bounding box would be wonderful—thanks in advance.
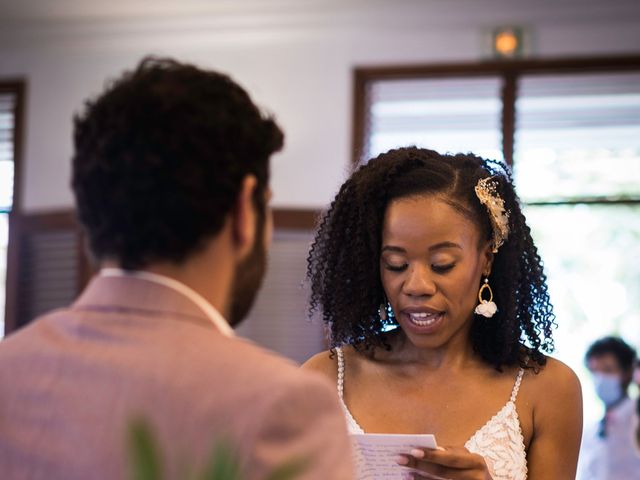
[593,373,624,408]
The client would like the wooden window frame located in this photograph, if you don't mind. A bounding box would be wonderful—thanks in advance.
[273,208,319,230]
[352,55,640,169]
[3,207,319,335]
[1,80,26,335]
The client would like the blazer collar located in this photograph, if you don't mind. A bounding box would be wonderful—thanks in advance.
[72,274,232,334]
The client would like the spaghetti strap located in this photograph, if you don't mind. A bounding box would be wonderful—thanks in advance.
[510,368,525,403]
[335,346,366,434]
[337,347,528,478]
[336,346,345,400]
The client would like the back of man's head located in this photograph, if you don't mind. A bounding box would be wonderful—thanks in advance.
[72,56,284,269]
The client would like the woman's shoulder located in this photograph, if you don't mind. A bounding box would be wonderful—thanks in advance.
[302,345,366,381]
[525,355,580,385]
[523,355,582,409]
[301,348,339,382]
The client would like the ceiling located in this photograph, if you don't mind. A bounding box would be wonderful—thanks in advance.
[2,0,639,24]
[1,0,639,45]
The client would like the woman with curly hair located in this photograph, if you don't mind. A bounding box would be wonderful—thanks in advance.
[303,147,582,479]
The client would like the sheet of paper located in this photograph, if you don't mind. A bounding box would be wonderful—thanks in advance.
[350,433,438,480]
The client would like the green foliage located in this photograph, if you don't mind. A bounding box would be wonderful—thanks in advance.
[128,419,164,480]
[127,419,308,480]
[263,458,309,480]
[200,440,242,480]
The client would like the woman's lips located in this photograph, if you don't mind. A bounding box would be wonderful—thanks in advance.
[407,312,441,327]
[401,309,445,333]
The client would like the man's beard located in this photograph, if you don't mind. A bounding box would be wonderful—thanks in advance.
[228,210,267,327]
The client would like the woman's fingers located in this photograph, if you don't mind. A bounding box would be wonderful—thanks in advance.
[397,453,453,479]
[413,446,487,469]
[408,469,453,480]
[396,446,491,480]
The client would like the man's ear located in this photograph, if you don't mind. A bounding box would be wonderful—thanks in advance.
[232,175,258,259]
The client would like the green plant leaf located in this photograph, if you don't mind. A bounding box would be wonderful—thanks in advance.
[127,419,164,480]
[200,440,243,480]
[264,457,309,480]
[127,419,308,480]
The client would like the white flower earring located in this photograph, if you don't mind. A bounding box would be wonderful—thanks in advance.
[474,277,498,318]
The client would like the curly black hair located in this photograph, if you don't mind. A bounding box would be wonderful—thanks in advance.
[307,147,555,369]
[72,56,283,269]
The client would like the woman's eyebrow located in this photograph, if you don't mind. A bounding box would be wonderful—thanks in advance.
[428,241,462,252]
[381,245,406,253]
[382,242,462,253]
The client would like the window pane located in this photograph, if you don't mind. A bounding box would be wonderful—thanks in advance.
[514,72,640,202]
[0,94,15,211]
[364,76,503,163]
[0,161,14,212]
[524,204,640,423]
[0,92,16,336]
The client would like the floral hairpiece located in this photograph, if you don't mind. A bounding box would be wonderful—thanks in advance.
[474,176,510,253]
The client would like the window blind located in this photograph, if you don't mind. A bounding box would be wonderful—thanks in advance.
[236,229,325,364]
[517,72,640,135]
[0,91,15,335]
[514,72,640,201]
[16,229,79,328]
[364,76,504,163]
[0,92,15,212]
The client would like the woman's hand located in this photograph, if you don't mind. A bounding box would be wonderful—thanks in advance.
[397,446,493,480]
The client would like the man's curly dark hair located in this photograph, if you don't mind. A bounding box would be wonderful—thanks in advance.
[307,147,555,369]
[72,56,283,269]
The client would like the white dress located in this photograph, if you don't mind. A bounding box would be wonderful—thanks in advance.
[336,347,528,480]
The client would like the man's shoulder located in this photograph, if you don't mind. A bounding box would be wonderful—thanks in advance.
[0,306,338,412]
[196,333,333,393]
[0,308,67,354]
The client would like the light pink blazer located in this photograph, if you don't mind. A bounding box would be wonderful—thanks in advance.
[0,275,353,480]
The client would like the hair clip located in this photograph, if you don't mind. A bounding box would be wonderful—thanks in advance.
[474,176,510,253]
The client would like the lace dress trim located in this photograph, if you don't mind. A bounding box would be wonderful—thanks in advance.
[336,347,528,480]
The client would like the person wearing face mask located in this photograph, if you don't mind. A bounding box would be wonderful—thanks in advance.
[577,336,640,480]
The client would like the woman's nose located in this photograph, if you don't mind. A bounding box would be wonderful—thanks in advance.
[402,264,437,297]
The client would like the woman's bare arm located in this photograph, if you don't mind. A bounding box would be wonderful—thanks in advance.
[526,358,583,480]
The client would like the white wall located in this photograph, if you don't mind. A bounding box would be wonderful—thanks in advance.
[1,0,639,212]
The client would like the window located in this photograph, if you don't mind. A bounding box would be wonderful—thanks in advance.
[363,76,504,163]
[514,71,640,422]
[354,56,640,424]
[1,83,86,337]
[0,82,24,337]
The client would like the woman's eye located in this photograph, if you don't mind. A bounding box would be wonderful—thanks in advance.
[385,263,408,272]
[432,263,455,273]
